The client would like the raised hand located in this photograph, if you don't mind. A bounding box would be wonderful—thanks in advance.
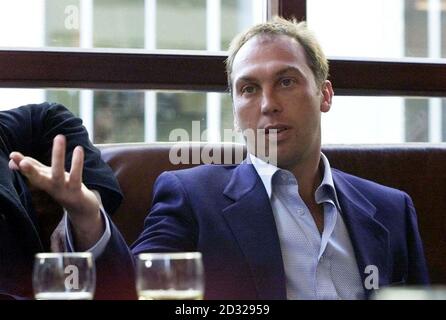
[9,134,104,251]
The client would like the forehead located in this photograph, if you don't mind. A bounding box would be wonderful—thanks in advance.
[231,34,311,79]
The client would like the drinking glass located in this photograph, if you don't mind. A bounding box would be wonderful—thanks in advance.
[33,252,96,300]
[136,252,204,300]
[372,285,446,300]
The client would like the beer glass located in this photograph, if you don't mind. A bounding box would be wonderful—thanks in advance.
[136,252,204,300]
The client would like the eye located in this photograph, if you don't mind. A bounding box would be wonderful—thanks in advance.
[241,85,257,95]
[280,78,296,88]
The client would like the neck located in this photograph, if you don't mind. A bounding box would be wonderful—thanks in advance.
[287,150,322,205]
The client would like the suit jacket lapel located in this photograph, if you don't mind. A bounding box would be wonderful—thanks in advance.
[333,170,391,298]
[222,162,287,299]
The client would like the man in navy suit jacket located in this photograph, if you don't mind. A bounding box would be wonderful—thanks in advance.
[132,17,429,299]
[1,103,134,299]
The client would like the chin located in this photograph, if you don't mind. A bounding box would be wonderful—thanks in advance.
[277,152,304,170]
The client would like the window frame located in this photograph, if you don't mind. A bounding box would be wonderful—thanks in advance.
[0,0,445,97]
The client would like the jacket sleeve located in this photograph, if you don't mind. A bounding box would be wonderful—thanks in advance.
[404,193,430,285]
[0,102,122,214]
[131,171,198,255]
[95,220,137,299]
[1,102,134,299]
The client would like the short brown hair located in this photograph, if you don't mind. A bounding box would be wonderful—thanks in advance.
[226,16,329,91]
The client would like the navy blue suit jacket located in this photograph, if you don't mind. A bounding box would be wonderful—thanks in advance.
[132,161,429,299]
[0,103,135,299]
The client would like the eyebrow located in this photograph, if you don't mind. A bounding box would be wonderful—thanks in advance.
[234,65,307,87]
[275,66,306,78]
[234,76,256,87]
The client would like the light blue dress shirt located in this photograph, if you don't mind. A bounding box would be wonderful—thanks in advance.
[250,153,365,300]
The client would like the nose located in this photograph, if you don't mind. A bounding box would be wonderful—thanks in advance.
[261,88,282,114]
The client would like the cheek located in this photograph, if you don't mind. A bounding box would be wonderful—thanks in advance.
[292,92,322,117]
[287,97,321,133]
[234,102,259,129]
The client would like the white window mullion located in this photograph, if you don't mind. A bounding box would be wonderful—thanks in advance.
[429,98,442,142]
[144,0,157,142]
[256,0,269,22]
[206,0,221,142]
[79,0,94,139]
[428,0,442,142]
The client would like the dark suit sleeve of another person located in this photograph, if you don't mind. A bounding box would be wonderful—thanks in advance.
[0,102,136,299]
[0,102,122,213]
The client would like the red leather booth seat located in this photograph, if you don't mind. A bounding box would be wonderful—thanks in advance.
[99,143,446,284]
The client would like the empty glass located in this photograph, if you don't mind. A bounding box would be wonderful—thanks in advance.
[33,252,96,300]
[136,252,204,300]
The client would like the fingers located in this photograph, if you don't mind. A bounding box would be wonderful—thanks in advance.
[51,135,66,184]
[9,159,20,170]
[69,146,84,188]
[9,135,86,205]
[10,151,51,189]
[10,152,45,176]
[16,157,52,192]
[9,151,25,170]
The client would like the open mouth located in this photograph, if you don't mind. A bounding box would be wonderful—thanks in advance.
[264,126,289,134]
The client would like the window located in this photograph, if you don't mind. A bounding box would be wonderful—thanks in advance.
[322,96,446,143]
[0,0,264,143]
[1,0,265,51]
[1,1,446,144]
[308,0,446,142]
[1,88,242,144]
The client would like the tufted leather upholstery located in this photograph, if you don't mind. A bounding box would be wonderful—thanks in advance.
[99,142,446,285]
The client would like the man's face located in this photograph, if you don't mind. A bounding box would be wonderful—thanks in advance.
[231,34,333,171]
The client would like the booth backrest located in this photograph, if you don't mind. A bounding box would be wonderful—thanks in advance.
[99,143,446,284]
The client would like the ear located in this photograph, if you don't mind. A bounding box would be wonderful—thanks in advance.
[320,80,334,113]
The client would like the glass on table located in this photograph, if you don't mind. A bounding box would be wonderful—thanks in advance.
[372,285,446,300]
[136,252,204,300]
[33,252,96,300]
